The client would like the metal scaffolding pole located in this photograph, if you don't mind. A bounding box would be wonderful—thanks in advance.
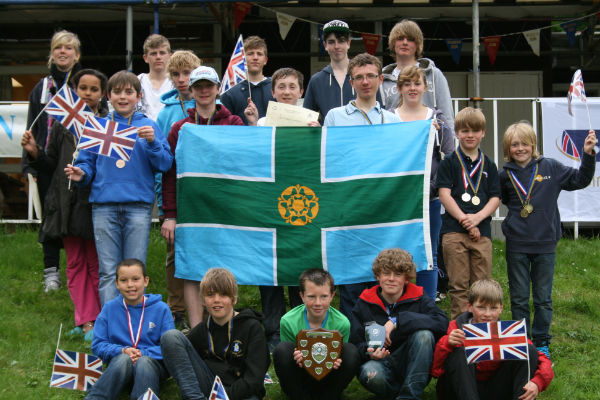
[472,1,481,107]
[126,6,133,71]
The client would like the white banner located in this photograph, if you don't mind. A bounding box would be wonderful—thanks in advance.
[0,103,28,157]
[541,98,600,222]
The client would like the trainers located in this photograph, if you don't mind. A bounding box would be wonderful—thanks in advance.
[174,312,190,333]
[435,291,447,303]
[44,276,61,292]
[536,344,551,361]
[84,329,94,342]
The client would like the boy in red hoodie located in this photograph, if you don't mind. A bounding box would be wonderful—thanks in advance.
[431,279,553,400]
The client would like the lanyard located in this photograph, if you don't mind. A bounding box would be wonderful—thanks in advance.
[351,101,384,125]
[123,296,146,348]
[507,164,538,207]
[456,149,484,195]
[207,315,233,360]
[111,111,133,125]
[178,95,187,116]
[195,109,217,125]
[303,308,329,329]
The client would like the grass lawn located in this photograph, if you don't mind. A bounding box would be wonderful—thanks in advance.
[0,225,598,399]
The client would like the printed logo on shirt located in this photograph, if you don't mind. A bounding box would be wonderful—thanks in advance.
[536,174,551,182]
[148,321,156,331]
[231,340,244,357]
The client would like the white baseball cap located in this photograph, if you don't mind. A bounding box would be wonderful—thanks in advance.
[189,66,220,87]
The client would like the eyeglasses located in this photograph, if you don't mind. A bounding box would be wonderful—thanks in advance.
[351,73,380,82]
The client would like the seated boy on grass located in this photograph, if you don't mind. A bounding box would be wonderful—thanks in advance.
[160,268,270,400]
[86,259,174,400]
[273,269,360,400]
[350,248,448,399]
[431,279,554,400]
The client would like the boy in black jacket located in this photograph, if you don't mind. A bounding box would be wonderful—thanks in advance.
[161,268,270,400]
[350,248,448,399]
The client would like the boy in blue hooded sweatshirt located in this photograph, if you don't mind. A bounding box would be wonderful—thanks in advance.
[86,259,175,400]
[65,70,173,306]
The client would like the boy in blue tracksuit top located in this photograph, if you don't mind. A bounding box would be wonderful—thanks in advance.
[499,121,596,359]
[66,70,173,306]
[86,259,175,400]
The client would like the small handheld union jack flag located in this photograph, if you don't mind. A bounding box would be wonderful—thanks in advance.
[50,349,103,391]
[463,319,529,364]
[209,375,230,400]
[78,115,138,162]
[137,388,160,400]
[220,35,247,95]
[45,85,94,139]
[568,69,586,116]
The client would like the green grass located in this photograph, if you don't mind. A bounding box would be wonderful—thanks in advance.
[0,225,598,399]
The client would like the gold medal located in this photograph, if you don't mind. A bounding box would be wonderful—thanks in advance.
[461,193,471,202]
[116,159,126,168]
[525,204,534,214]
[471,196,481,206]
[520,207,530,218]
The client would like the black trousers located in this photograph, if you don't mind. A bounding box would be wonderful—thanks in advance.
[437,344,539,400]
[259,286,302,340]
[273,341,360,400]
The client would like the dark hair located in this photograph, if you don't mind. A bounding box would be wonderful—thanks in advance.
[324,31,350,43]
[72,68,108,94]
[116,258,146,279]
[107,70,141,95]
[348,52,382,76]
[298,268,335,294]
[271,67,304,89]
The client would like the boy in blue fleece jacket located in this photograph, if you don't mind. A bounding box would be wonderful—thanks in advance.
[65,70,173,306]
[86,259,175,400]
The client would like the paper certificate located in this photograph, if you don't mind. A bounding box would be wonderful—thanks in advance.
[264,101,319,127]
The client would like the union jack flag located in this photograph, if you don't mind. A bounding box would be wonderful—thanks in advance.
[50,349,103,391]
[568,69,586,116]
[209,375,230,400]
[220,35,247,95]
[137,388,160,400]
[78,115,138,161]
[45,85,94,139]
[463,320,529,364]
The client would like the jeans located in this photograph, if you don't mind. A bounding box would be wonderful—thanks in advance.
[358,330,435,399]
[506,251,555,345]
[92,203,152,306]
[85,353,168,400]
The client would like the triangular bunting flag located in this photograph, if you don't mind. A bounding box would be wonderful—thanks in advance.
[234,2,253,30]
[560,21,577,47]
[445,39,463,64]
[276,12,296,40]
[523,29,540,56]
[483,36,501,66]
[361,33,381,55]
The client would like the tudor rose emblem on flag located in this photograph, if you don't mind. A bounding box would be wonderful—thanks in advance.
[45,85,94,139]
[463,319,529,364]
[220,35,247,95]
[78,115,138,161]
[50,349,103,391]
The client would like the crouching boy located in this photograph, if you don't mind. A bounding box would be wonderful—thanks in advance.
[273,269,360,400]
[160,268,270,400]
[431,279,554,400]
[351,248,448,399]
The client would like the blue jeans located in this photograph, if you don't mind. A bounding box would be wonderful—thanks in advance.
[429,198,442,270]
[85,353,168,400]
[358,330,435,399]
[161,330,261,400]
[92,203,152,306]
[506,251,555,345]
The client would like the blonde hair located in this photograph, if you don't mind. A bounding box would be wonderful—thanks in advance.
[372,248,417,282]
[455,107,486,132]
[48,30,81,68]
[468,279,503,306]
[167,50,202,77]
[396,66,427,106]
[143,34,171,54]
[388,20,424,59]
[503,121,540,162]
[200,268,238,301]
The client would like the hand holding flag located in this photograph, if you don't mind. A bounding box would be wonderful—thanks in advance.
[78,115,138,162]
[567,69,592,130]
[463,320,529,364]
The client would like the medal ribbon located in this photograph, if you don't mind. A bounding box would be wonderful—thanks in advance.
[111,111,133,126]
[195,108,217,125]
[178,95,186,116]
[456,149,484,195]
[507,164,538,207]
[351,101,384,125]
[123,296,146,348]
[207,315,233,360]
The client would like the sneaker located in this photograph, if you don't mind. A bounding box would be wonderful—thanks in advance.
[84,329,94,342]
[44,276,61,292]
[67,326,84,337]
[536,344,551,361]
[435,291,447,303]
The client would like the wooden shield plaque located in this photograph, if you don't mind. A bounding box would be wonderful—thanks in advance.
[296,328,343,381]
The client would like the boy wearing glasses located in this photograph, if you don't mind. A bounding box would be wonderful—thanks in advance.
[323,53,400,318]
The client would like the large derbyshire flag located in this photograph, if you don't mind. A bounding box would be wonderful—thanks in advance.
[175,121,433,286]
